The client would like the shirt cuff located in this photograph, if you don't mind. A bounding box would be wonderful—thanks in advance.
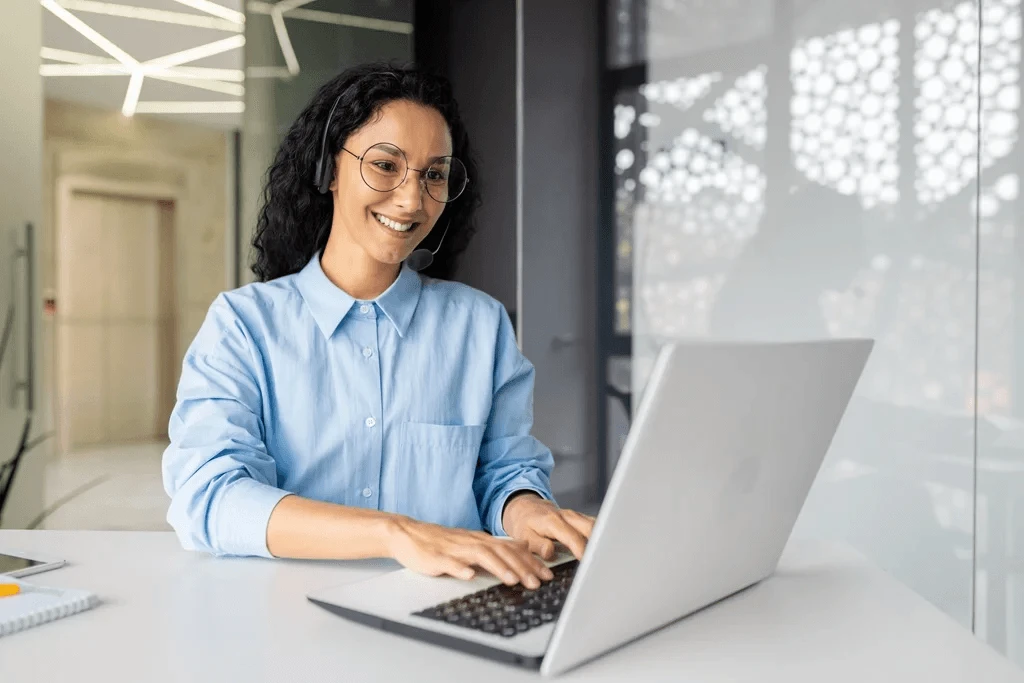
[491,485,555,537]
[215,477,292,558]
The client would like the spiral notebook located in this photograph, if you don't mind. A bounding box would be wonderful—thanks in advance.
[0,576,98,637]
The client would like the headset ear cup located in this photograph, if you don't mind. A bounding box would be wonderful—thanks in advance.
[316,155,333,194]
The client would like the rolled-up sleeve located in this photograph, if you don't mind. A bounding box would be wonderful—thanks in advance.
[162,296,290,558]
[473,309,555,536]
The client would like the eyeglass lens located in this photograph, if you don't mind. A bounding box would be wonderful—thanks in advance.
[359,143,467,203]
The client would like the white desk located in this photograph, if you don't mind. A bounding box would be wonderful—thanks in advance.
[1,531,1021,682]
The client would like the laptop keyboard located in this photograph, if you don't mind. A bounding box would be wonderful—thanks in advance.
[412,560,579,638]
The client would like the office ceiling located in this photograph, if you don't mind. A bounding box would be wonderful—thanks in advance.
[40,0,413,131]
[42,0,247,129]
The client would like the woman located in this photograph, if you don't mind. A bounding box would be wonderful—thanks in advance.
[162,63,593,590]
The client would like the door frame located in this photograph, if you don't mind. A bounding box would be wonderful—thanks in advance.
[54,175,181,455]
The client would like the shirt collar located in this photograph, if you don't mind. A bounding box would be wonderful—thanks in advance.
[375,260,423,337]
[295,252,422,339]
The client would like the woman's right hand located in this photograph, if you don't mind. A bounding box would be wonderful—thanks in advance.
[387,516,555,589]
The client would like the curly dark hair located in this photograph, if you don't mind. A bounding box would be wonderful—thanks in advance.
[251,62,481,282]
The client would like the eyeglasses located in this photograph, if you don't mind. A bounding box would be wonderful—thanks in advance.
[341,142,468,204]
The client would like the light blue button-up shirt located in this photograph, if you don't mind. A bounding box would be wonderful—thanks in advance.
[162,253,554,558]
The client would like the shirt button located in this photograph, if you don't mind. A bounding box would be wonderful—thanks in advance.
[362,346,373,358]
[362,487,373,498]
[365,417,376,427]
[359,304,370,314]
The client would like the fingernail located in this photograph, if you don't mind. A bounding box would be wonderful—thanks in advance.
[527,577,540,589]
[504,572,517,584]
[543,570,554,580]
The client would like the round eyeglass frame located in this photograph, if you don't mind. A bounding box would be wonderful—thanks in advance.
[340,142,468,203]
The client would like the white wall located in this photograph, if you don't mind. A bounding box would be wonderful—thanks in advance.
[619,0,1023,665]
[0,0,44,529]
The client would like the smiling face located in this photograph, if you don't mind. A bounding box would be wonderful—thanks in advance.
[328,99,451,270]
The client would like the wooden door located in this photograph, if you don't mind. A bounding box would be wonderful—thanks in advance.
[58,191,175,451]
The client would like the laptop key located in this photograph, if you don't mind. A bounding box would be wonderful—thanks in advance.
[413,560,579,637]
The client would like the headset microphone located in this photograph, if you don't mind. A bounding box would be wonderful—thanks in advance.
[405,221,450,272]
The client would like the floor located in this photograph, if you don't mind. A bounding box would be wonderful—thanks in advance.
[39,441,171,531]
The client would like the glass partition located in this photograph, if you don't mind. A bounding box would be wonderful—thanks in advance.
[977,0,1023,662]
[0,1,43,529]
[239,0,414,284]
[599,0,1024,664]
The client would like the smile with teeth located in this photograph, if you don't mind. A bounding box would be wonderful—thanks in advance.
[374,212,416,233]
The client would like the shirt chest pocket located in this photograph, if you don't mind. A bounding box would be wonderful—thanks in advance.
[396,423,486,525]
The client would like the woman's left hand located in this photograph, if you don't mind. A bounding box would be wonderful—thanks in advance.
[501,494,596,561]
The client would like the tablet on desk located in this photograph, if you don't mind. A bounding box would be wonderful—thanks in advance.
[0,549,66,578]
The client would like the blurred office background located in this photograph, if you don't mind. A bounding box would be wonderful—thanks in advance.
[0,0,1022,668]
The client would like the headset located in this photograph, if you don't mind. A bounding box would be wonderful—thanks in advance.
[312,88,347,196]
[313,70,400,196]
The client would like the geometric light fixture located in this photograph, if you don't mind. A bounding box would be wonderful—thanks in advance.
[41,0,415,117]
[40,48,245,97]
[264,0,307,75]
[50,0,243,30]
[41,0,245,116]
[245,2,413,36]
[134,100,245,113]
[169,0,244,24]
[245,1,413,78]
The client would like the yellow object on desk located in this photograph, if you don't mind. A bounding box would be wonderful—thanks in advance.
[0,577,98,637]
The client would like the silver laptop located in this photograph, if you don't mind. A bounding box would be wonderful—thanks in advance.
[308,338,873,676]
